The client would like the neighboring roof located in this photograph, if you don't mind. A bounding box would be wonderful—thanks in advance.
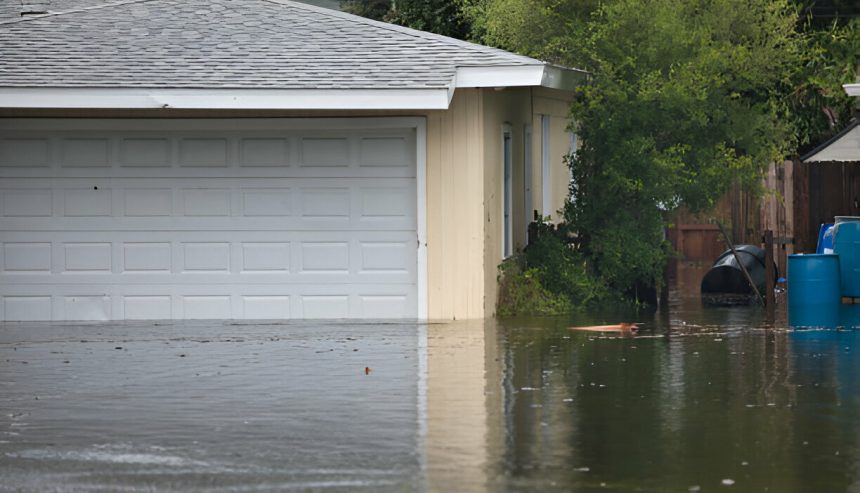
[0,0,585,110]
[0,0,110,21]
[802,120,860,163]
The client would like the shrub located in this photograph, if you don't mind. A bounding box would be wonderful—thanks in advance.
[497,220,609,316]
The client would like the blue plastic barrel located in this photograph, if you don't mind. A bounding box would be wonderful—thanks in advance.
[817,223,834,254]
[833,217,860,297]
[788,254,841,307]
[789,304,840,329]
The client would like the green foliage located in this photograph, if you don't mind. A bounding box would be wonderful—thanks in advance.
[460,0,596,64]
[340,0,391,20]
[497,258,574,316]
[387,1,471,39]
[497,221,609,316]
[472,0,813,299]
[564,0,803,294]
[789,17,858,154]
[341,0,471,39]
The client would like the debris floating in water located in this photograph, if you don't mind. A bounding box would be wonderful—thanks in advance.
[721,479,735,486]
[569,323,639,334]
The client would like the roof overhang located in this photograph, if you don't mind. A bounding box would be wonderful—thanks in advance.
[801,120,860,163]
[0,87,454,110]
[0,64,585,111]
[844,83,860,97]
[455,64,586,91]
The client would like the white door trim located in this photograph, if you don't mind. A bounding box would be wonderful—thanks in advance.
[501,123,513,259]
[414,118,428,320]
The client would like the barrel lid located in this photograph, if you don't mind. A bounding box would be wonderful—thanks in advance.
[835,216,860,223]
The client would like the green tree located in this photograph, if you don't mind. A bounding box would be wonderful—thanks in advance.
[461,0,594,62]
[472,0,808,302]
[340,0,391,20]
[567,0,802,296]
[341,0,472,39]
[387,0,472,39]
[789,12,858,154]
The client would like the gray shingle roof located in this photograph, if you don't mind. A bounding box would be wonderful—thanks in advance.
[0,0,547,90]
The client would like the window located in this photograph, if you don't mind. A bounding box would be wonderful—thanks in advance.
[503,124,513,258]
[541,114,551,218]
[523,124,533,237]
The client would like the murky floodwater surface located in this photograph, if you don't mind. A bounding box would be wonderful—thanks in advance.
[2,299,860,492]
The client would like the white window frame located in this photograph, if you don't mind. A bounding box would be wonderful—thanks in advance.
[502,124,513,258]
[523,124,533,238]
[541,114,551,218]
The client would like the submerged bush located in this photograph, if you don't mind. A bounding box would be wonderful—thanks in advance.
[497,221,609,316]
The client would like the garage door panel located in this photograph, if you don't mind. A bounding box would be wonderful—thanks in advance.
[0,138,51,167]
[2,232,417,275]
[2,188,53,217]
[0,285,417,321]
[2,296,53,321]
[123,295,173,319]
[120,138,172,167]
[60,138,112,168]
[359,136,412,168]
[2,177,415,231]
[2,128,414,175]
[3,242,52,273]
[238,138,290,167]
[124,188,174,216]
[0,120,418,321]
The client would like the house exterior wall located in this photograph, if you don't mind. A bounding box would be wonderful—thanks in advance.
[0,86,575,320]
[477,87,574,318]
[532,88,577,225]
[424,89,486,320]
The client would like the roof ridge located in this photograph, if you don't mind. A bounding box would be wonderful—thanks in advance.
[262,0,545,66]
[0,0,154,24]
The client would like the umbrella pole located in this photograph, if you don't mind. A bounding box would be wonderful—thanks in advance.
[715,220,766,307]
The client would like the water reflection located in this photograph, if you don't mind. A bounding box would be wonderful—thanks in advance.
[424,304,860,492]
[1,312,859,492]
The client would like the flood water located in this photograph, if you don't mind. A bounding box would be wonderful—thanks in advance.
[2,298,860,492]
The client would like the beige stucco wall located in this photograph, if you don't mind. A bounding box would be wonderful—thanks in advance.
[532,87,577,225]
[469,87,574,318]
[424,89,486,320]
[1,87,575,320]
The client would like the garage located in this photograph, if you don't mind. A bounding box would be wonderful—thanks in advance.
[0,118,421,320]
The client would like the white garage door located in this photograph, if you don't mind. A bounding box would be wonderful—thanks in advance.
[0,119,420,320]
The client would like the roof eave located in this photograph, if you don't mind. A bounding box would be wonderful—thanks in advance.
[801,120,860,163]
[844,83,860,97]
[0,65,586,110]
[0,87,453,110]
[455,64,586,91]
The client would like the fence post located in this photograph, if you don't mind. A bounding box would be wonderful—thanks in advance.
[765,230,775,320]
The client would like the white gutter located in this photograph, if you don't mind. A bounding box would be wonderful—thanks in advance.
[455,64,586,91]
[0,65,585,110]
[0,87,452,110]
[844,83,860,97]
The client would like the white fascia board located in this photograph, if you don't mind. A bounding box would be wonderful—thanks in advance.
[0,87,452,110]
[844,83,860,97]
[455,64,587,91]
